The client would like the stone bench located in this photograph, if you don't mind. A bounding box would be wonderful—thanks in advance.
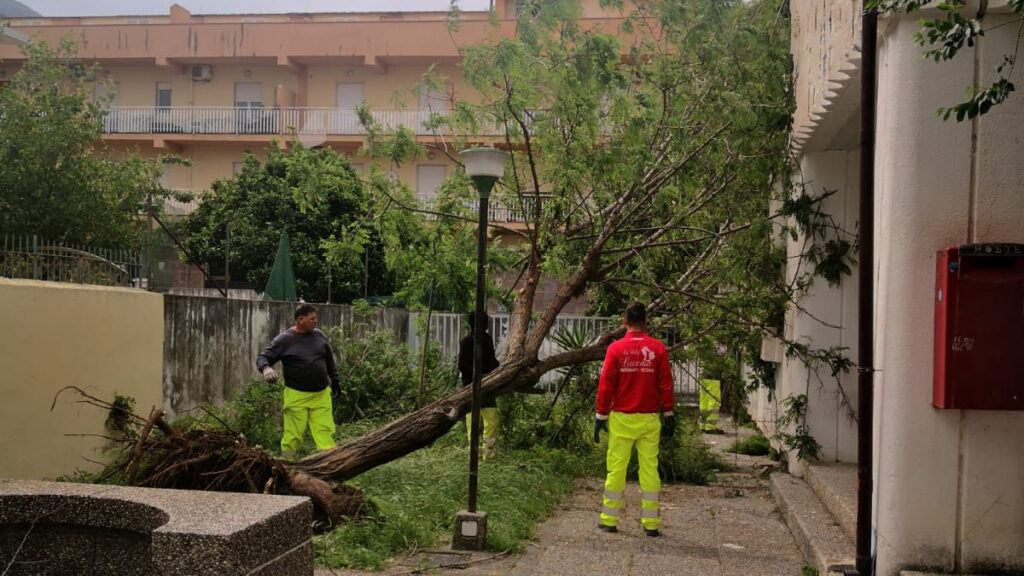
[0,479,312,575]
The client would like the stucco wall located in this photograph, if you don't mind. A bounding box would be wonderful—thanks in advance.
[0,279,163,480]
[780,150,861,475]
[872,8,1024,575]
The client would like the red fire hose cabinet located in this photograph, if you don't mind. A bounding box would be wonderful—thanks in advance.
[934,244,1024,410]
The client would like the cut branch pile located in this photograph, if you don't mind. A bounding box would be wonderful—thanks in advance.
[54,386,374,528]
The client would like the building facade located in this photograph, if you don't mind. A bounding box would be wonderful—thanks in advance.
[0,1,620,218]
[749,1,1024,574]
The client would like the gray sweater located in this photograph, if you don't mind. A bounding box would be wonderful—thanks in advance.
[256,328,339,393]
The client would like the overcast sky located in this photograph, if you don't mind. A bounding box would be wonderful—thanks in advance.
[22,0,491,17]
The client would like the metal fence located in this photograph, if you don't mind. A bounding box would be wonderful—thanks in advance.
[408,312,700,399]
[0,234,143,288]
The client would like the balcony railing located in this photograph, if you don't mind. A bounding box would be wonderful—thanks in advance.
[416,194,550,224]
[101,106,464,137]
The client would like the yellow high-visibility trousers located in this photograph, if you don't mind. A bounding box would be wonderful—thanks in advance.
[600,412,662,531]
[281,387,336,454]
[699,378,721,431]
[465,407,499,460]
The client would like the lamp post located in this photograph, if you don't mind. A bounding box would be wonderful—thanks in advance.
[452,146,508,551]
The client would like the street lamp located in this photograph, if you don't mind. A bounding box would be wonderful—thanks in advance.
[452,146,508,551]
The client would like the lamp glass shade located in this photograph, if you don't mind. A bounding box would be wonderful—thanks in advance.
[460,147,508,179]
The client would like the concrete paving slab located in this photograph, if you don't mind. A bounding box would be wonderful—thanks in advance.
[631,552,723,575]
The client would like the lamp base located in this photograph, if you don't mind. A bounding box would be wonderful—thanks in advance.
[451,510,488,550]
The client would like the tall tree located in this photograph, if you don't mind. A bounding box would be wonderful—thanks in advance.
[0,38,166,249]
[294,0,822,482]
[178,143,412,303]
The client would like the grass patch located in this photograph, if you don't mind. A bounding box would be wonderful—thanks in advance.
[314,422,602,570]
[726,433,771,456]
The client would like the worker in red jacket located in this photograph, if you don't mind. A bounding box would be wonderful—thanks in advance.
[594,302,676,537]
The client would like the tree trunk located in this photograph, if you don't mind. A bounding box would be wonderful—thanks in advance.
[291,344,607,482]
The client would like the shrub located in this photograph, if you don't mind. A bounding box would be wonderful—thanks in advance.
[326,326,457,423]
[726,433,771,456]
[229,378,285,451]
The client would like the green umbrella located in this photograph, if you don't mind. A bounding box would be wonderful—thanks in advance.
[263,231,297,301]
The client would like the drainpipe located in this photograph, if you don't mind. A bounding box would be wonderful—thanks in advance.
[847,6,878,576]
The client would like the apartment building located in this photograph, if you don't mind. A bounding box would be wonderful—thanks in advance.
[0,1,620,218]
[0,1,623,305]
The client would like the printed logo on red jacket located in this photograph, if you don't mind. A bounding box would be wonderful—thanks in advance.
[620,345,656,374]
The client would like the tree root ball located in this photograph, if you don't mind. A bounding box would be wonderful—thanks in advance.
[288,472,376,530]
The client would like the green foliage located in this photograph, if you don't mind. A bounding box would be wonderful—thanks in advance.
[314,425,598,569]
[229,378,285,451]
[326,325,456,422]
[940,76,1016,121]
[777,394,823,461]
[105,394,138,435]
[726,434,772,456]
[782,188,857,288]
[802,564,820,576]
[178,142,410,303]
[866,0,1022,120]
[0,38,169,249]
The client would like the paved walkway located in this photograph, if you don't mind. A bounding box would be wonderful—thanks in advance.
[318,419,807,576]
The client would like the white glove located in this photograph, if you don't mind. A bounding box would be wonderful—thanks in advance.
[262,367,279,383]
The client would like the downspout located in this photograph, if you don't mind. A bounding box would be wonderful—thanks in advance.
[848,6,878,576]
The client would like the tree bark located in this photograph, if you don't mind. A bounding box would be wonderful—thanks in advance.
[291,342,609,482]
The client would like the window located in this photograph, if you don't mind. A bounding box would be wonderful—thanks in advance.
[234,83,272,134]
[336,83,364,109]
[155,82,172,108]
[417,165,446,198]
[418,84,450,113]
[232,162,244,176]
[234,83,263,108]
[335,83,364,133]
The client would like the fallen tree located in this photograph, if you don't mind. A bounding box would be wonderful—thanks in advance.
[297,0,850,481]
[66,1,850,503]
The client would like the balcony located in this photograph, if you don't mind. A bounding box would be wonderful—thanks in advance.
[101,106,470,138]
[416,194,549,225]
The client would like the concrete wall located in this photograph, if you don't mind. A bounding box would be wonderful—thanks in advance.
[775,150,862,476]
[871,8,1024,574]
[0,279,163,480]
[163,296,408,417]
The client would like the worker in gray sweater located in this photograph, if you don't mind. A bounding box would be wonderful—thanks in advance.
[257,303,340,458]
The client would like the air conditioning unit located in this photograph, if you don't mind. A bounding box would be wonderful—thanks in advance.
[190,64,213,82]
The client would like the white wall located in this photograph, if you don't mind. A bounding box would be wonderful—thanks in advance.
[786,150,861,474]
[872,9,1024,575]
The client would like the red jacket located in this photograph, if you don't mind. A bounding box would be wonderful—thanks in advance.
[596,331,675,416]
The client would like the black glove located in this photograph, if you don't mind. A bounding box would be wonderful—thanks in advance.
[331,380,341,398]
[661,414,676,439]
[593,417,608,443]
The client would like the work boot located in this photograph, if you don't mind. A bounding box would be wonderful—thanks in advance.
[597,522,618,534]
[644,527,660,537]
